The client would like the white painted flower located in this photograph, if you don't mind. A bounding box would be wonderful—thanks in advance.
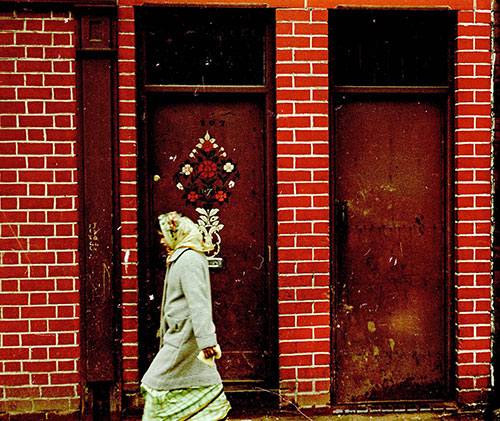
[228,181,235,188]
[223,162,234,173]
[189,153,195,158]
[176,183,184,190]
[181,164,193,176]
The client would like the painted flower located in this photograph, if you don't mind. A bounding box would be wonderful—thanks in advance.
[173,131,239,209]
[215,190,227,202]
[187,191,199,203]
[198,160,217,178]
[182,164,193,176]
[201,141,214,152]
[223,162,234,173]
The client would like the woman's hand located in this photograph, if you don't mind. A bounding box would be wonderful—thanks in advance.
[202,346,217,359]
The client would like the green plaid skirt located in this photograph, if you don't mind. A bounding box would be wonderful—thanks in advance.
[141,383,231,421]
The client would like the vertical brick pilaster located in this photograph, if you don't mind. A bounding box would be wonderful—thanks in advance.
[117,2,140,393]
[276,7,331,408]
[492,0,500,408]
[455,1,493,405]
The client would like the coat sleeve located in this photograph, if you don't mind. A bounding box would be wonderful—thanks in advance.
[179,251,218,350]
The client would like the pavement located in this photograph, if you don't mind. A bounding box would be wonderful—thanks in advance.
[124,399,496,420]
[227,414,487,420]
[125,409,494,420]
[225,408,492,421]
[123,410,489,420]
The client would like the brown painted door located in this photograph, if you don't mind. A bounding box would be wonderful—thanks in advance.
[143,95,273,385]
[334,96,450,402]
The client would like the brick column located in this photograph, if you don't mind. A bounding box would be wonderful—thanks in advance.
[276,7,331,408]
[454,1,493,404]
[117,2,141,396]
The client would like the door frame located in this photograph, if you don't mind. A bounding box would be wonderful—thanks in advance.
[328,8,457,406]
[134,5,278,392]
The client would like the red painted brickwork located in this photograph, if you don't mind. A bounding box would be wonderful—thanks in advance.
[0,10,80,414]
[454,3,493,405]
[0,0,494,415]
[114,0,494,410]
[117,3,140,394]
[275,7,331,408]
[493,0,500,408]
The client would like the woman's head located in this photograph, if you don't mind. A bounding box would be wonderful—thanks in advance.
[158,211,212,255]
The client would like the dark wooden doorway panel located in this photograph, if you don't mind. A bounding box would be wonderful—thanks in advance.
[136,7,276,391]
[333,96,451,403]
[147,96,271,383]
[330,9,455,405]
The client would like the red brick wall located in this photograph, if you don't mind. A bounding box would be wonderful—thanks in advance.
[275,7,331,408]
[116,4,140,396]
[493,0,500,407]
[0,0,494,415]
[114,0,494,410]
[454,2,493,404]
[0,10,80,414]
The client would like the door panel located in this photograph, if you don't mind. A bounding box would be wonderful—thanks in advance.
[334,97,447,402]
[145,96,271,383]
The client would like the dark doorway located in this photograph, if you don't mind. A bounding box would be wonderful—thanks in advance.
[330,9,455,404]
[136,7,276,392]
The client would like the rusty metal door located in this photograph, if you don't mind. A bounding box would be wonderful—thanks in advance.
[333,96,450,402]
[142,95,274,385]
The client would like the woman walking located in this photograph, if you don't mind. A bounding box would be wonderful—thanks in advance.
[141,211,231,420]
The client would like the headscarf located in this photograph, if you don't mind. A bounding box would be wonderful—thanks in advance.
[158,212,213,262]
[157,212,213,345]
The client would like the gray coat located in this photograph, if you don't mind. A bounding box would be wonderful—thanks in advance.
[141,248,222,390]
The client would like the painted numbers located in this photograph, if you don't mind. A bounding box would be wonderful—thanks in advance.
[201,119,225,127]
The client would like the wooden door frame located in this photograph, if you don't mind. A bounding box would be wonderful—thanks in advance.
[328,8,457,407]
[134,5,278,395]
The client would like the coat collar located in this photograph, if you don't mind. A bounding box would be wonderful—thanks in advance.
[168,247,191,264]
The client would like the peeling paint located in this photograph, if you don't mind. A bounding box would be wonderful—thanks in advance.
[367,321,376,333]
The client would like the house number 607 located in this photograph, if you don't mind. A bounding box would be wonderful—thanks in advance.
[201,119,225,127]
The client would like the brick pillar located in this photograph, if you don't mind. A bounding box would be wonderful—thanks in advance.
[491,0,500,410]
[455,1,493,404]
[117,2,141,402]
[276,7,331,408]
